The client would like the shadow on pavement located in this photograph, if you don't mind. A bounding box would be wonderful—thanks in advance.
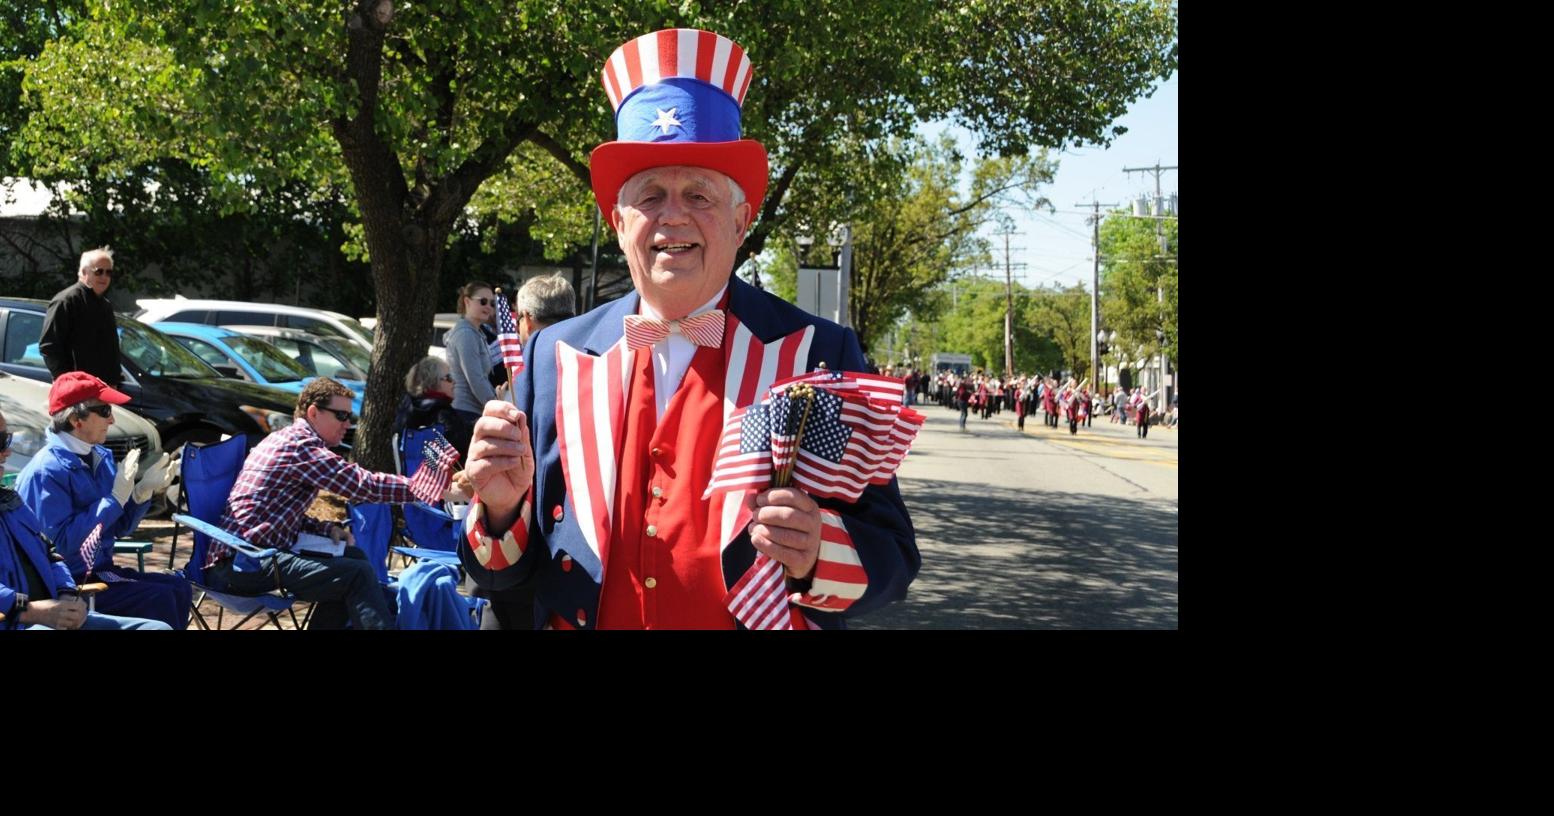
[851,477,1178,630]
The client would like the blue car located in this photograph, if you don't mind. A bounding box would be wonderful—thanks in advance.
[153,322,366,415]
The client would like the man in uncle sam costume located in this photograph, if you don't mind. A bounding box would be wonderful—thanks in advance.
[458,28,918,629]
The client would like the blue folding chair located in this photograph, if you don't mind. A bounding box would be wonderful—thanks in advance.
[171,435,308,630]
[347,502,395,585]
[397,425,446,478]
[393,501,464,573]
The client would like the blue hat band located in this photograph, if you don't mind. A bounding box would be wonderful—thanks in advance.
[616,78,742,143]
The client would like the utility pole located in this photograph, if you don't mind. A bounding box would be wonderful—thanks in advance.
[993,222,1027,381]
[1124,162,1178,414]
[1077,198,1118,396]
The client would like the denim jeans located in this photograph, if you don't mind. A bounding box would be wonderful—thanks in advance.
[205,545,394,630]
[23,612,173,630]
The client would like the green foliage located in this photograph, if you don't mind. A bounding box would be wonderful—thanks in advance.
[1026,282,1093,380]
[1100,208,1176,368]
[776,134,1053,352]
[6,0,1178,469]
[922,277,1062,376]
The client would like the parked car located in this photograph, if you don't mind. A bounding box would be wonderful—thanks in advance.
[153,322,365,415]
[221,325,373,383]
[133,297,374,355]
[0,298,298,452]
[0,369,162,483]
[360,313,458,360]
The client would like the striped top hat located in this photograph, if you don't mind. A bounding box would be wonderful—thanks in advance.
[589,29,769,220]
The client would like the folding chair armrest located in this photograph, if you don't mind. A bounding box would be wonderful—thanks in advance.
[170,514,278,560]
[72,582,109,597]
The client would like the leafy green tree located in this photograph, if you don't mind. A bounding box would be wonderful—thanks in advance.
[1027,283,1094,381]
[824,136,1051,351]
[12,0,1177,469]
[1100,208,1177,371]
[930,277,1061,376]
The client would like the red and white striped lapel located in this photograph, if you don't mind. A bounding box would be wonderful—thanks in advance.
[554,337,634,571]
[717,316,815,554]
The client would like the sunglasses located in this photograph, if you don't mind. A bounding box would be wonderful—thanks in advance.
[86,267,113,277]
[472,297,491,307]
[84,404,113,418]
[321,407,356,423]
[0,431,11,451]
[441,374,454,382]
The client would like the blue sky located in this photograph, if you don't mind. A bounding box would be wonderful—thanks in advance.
[924,71,1178,291]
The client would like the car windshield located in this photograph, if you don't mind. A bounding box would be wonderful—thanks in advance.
[340,316,374,345]
[226,336,311,383]
[117,318,222,379]
[317,336,372,377]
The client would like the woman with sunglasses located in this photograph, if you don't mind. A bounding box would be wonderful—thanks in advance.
[393,355,473,461]
[444,281,498,437]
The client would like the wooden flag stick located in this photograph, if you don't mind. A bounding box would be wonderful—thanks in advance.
[775,385,816,488]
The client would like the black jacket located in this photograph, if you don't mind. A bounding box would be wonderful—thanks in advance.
[39,282,122,387]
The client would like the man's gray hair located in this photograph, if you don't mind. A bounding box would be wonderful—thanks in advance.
[615,172,746,213]
[50,402,93,434]
[403,355,450,396]
[515,274,577,328]
[79,246,114,273]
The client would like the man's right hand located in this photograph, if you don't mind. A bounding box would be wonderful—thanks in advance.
[19,597,89,630]
[466,400,534,534]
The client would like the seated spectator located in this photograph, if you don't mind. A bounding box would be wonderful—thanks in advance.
[16,373,188,629]
[204,377,458,630]
[394,355,472,459]
[2,407,171,630]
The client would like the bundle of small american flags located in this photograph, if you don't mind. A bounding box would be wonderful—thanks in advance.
[704,369,925,502]
[408,433,461,505]
[709,368,923,630]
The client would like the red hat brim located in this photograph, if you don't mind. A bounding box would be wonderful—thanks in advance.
[590,139,768,224]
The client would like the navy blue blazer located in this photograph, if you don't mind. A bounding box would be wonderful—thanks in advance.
[460,277,918,629]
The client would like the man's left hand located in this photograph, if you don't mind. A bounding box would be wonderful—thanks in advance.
[745,488,821,580]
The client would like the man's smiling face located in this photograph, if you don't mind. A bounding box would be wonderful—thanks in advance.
[612,165,751,319]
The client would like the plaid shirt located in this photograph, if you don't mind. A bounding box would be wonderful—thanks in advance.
[208,420,414,567]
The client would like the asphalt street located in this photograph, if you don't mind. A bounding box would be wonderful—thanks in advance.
[851,402,1178,629]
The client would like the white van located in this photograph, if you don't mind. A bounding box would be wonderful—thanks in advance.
[133,298,374,355]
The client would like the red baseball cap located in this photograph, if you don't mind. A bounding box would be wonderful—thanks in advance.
[48,371,131,414]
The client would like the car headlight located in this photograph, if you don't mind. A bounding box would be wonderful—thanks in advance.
[9,428,45,457]
[239,405,295,433]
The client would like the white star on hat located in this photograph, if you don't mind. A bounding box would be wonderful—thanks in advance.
[650,107,682,135]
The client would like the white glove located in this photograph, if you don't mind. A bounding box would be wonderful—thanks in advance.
[112,447,140,506]
[132,452,175,503]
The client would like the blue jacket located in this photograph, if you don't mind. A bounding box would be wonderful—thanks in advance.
[16,432,152,580]
[1,491,77,630]
[395,561,476,630]
[460,277,919,629]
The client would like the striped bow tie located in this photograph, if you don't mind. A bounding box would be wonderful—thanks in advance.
[624,309,725,350]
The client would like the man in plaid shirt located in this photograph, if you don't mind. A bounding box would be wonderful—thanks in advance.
[204,378,424,629]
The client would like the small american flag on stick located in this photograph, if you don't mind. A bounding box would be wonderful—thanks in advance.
[494,288,525,378]
[79,522,105,578]
[408,433,461,504]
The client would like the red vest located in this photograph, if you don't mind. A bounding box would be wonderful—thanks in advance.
[579,341,737,629]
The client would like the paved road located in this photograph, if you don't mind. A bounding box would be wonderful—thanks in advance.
[852,403,1178,629]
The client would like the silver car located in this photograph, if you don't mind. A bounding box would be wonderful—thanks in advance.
[0,369,162,484]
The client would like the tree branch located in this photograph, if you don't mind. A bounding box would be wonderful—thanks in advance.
[527,129,592,187]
